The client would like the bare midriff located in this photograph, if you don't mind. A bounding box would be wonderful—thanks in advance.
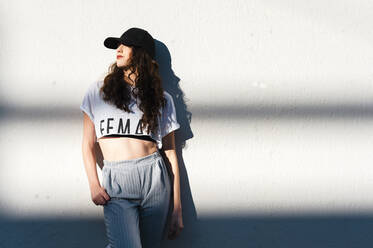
[98,135,158,162]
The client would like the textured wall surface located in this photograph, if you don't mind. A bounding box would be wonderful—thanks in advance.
[1,0,373,247]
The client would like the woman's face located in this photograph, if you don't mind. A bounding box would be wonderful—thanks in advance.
[116,43,132,67]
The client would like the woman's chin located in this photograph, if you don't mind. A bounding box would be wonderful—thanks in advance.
[116,61,125,67]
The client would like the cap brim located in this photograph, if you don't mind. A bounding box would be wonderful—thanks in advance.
[104,37,121,49]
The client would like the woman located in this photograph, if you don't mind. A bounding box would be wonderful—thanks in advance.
[80,27,184,248]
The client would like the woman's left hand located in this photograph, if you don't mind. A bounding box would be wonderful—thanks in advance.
[168,206,184,239]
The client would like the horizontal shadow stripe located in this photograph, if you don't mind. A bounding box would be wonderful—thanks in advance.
[0,103,373,120]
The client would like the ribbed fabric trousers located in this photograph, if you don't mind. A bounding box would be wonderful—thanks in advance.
[101,150,173,248]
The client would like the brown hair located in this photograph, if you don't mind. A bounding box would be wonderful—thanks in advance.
[100,46,166,136]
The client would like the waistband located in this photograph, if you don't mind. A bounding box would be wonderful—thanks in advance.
[103,150,161,167]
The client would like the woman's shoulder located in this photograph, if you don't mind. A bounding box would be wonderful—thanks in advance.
[86,79,103,95]
[93,79,104,90]
[162,90,177,112]
[163,90,174,102]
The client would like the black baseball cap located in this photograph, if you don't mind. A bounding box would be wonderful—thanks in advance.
[104,27,155,59]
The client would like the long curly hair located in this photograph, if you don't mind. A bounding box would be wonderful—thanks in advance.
[99,46,166,136]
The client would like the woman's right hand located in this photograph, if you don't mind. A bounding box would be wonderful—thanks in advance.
[90,184,111,206]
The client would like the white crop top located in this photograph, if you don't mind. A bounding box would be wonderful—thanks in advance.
[80,80,180,149]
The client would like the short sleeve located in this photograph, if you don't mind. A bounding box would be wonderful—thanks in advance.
[80,86,94,122]
[160,92,180,138]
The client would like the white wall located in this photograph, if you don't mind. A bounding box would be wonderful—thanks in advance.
[1,0,373,247]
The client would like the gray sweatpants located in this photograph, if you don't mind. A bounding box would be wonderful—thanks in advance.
[101,150,173,248]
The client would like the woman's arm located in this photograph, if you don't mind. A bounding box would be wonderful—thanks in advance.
[162,131,181,209]
[82,113,100,188]
[82,113,110,205]
[162,131,184,239]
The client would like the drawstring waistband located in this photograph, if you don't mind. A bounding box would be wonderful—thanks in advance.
[103,150,161,167]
